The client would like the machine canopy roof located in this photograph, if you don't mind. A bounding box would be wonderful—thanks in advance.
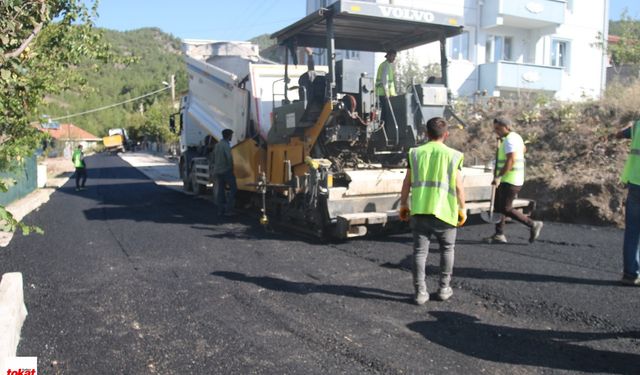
[271,0,464,52]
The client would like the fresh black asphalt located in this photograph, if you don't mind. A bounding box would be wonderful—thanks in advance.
[1,153,638,374]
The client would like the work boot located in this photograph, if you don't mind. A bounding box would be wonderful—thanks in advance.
[483,234,507,244]
[437,287,453,301]
[621,274,640,286]
[529,221,544,243]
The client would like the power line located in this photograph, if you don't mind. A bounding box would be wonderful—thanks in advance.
[49,86,171,121]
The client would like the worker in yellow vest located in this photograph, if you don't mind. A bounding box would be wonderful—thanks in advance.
[399,117,466,304]
[616,121,640,286]
[484,117,543,244]
[72,144,87,191]
[375,49,397,125]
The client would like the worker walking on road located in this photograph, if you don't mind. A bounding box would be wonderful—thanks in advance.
[399,117,466,305]
[213,129,237,217]
[72,144,87,191]
[375,49,397,123]
[484,117,543,244]
[616,121,640,286]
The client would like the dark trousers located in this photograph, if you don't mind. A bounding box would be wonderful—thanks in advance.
[623,183,640,277]
[379,95,390,124]
[75,167,87,188]
[495,182,533,235]
[215,171,237,215]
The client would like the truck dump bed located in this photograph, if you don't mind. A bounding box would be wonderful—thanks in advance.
[103,134,124,151]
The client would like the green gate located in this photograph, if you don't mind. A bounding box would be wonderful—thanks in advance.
[0,155,38,206]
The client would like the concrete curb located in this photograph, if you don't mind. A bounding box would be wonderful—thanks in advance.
[0,272,27,369]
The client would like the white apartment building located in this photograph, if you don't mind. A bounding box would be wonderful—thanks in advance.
[306,0,609,101]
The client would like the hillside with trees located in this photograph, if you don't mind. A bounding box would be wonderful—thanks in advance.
[40,27,187,139]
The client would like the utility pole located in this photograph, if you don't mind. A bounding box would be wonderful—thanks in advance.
[170,74,176,104]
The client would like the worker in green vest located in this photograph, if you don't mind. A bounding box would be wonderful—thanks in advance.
[375,49,397,125]
[72,144,87,191]
[399,117,466,305]
[616,121,640,286]
[484,117,543,244]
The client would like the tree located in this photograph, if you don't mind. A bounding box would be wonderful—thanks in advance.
[395,52,441,94]
[138,101,178,145]
[599,11,640,67]
[1,0,112,234]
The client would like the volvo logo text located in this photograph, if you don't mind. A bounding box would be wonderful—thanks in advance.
[379,6,435,22]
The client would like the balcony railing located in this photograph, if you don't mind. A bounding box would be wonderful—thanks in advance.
[479,61,563,94]
[482,0,565,29]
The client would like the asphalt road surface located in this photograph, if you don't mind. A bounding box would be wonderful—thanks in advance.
[1,154,638,374]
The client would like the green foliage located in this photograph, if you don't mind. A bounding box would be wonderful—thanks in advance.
[40,27,187,138]
[1,0,119,233]
[599,13,640,66]
[1,205,44,236]
[129,99,178,144]
[395,53,440,93]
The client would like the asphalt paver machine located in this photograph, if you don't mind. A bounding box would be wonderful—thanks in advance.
[175,1,523,239]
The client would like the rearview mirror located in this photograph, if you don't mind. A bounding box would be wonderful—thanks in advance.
[169,114,176,133]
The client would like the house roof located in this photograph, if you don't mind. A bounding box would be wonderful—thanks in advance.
[37,123,101,141]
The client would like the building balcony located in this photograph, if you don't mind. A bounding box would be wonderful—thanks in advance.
[479,61,563,94]
[481,0,565,30]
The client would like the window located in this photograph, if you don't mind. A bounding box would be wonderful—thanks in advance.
[449,32,469,60]
[344,50,360,60]
[551,39,569,68]
[485,35,513,63]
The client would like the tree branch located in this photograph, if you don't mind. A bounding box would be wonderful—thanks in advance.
[3,1,47,59]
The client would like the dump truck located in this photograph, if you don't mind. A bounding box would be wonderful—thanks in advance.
[174,0,532,239]
[102,128,129,153]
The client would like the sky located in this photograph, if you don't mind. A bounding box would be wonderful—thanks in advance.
[90,0,306,41]
[610,0,640,19]
[90,0,640,41]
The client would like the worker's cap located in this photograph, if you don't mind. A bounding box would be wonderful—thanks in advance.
[385,49,397,57]
[222,129,234,138]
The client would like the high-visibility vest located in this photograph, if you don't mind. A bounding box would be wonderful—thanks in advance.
[622,121,640,185]
[375,60,396,97]
[72,150,84,168]
[497,132,525,186]
[408,142,463,226]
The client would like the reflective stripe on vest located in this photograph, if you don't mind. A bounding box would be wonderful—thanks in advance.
[496,132,525,185]
[622,121,640,185]
[375,60,396,96]
[409,142,463,226]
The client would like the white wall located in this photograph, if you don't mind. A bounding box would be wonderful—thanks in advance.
[306,0,608,101]
[552,0,609,100]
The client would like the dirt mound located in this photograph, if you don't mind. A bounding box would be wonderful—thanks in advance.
[446,95,633,228]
